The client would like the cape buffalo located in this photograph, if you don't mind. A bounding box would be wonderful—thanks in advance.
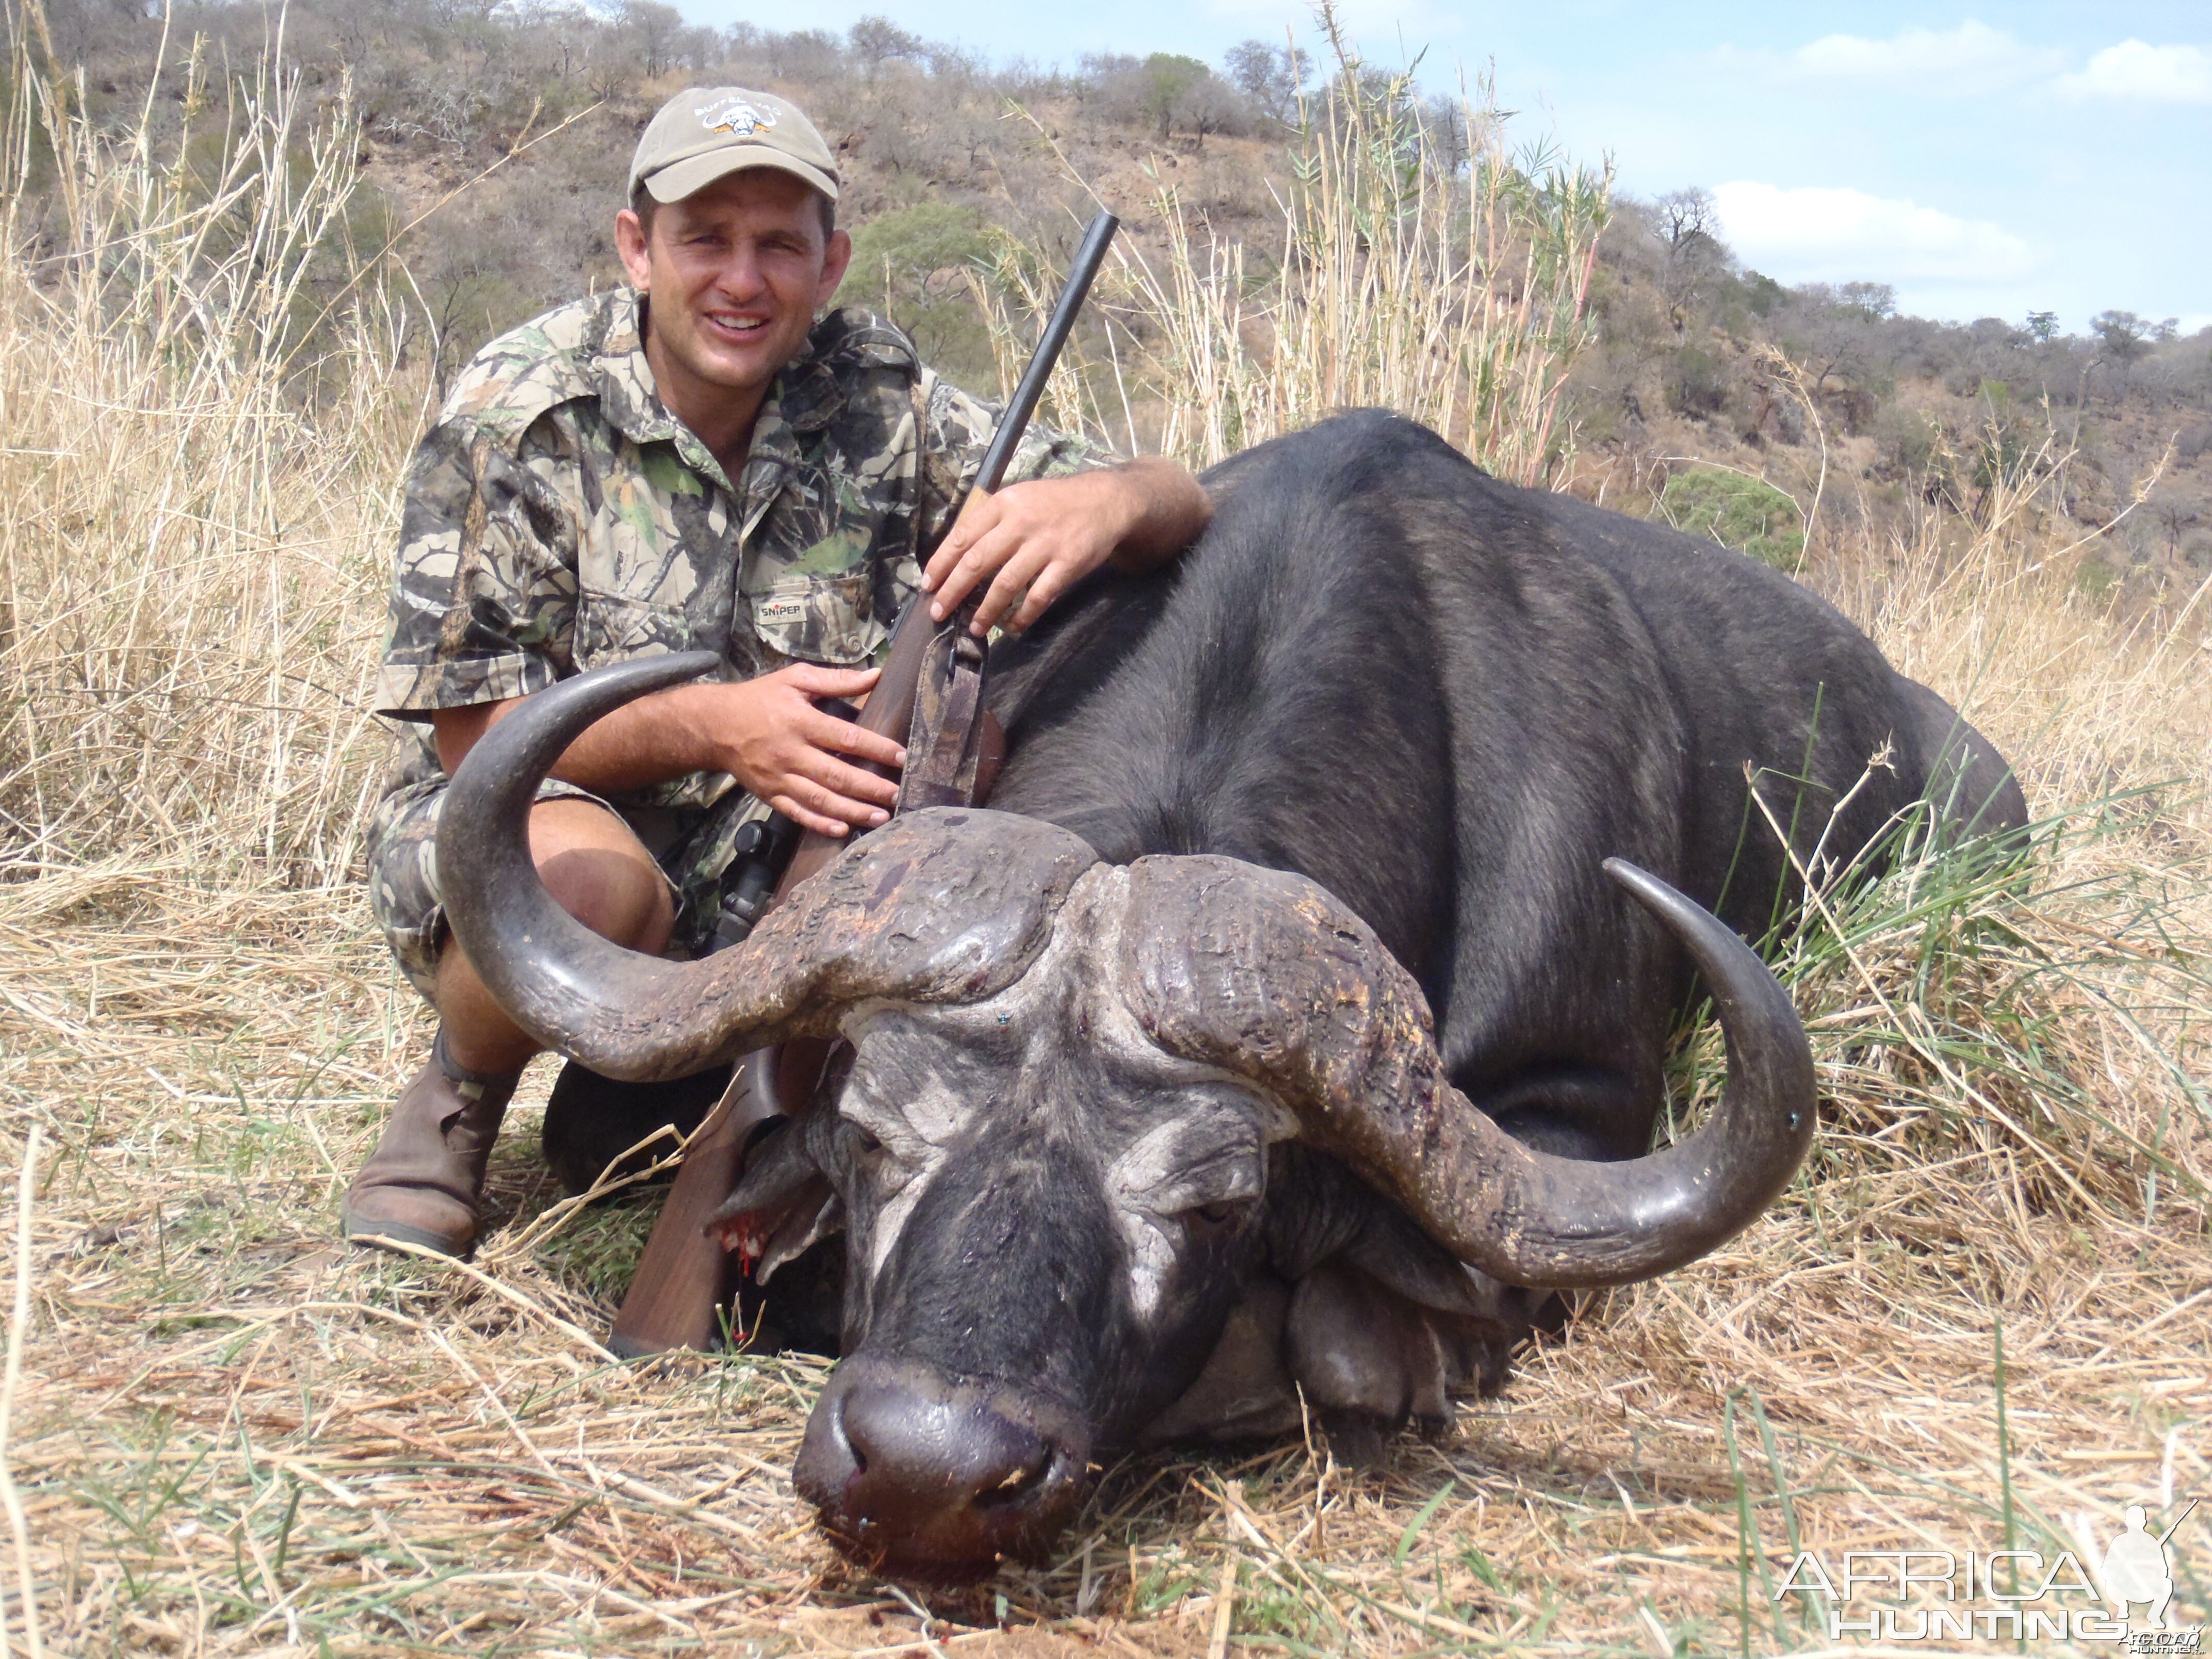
[437,412,2025,1575]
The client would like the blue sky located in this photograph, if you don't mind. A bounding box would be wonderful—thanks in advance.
[682,3,2212,334]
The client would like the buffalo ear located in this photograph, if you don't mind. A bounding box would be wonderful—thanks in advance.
[1341,1206,1533,1328]
[705,1119,838,1274]
[756,1188,844,1283]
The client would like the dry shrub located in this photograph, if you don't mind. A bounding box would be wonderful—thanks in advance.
[0,12,2206,1658]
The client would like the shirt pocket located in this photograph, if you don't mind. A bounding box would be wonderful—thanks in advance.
[745,570,884,666]
[574,589,694,671]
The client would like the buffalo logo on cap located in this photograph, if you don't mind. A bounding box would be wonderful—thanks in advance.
[694,94,776,137]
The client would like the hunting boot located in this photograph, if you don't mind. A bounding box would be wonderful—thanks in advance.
[340,1030,522,1258]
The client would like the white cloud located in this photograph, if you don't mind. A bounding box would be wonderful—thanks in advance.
[1711,182,2039,287]
[2056,40,2212,104]
[1787,20,2062,93]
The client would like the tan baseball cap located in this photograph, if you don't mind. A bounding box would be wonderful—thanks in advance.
[628,87,839,205]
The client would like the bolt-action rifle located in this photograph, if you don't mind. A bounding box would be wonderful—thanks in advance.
[607,209,1119,1358]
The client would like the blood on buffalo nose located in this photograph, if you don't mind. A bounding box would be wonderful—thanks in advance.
[793,1355,1089,1576]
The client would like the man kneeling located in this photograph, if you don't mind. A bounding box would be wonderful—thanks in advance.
[344,88,1209,1255]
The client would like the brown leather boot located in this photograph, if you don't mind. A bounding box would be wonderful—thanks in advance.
[341,1032,522,1258]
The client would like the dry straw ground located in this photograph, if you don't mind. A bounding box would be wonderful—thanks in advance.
[2,21,2208,1659]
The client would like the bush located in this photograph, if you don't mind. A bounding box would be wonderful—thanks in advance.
[1660,468,1805,570]
[2074,551,2120,599]
[1665,345,1730,417]
[1872,404,1940,480]
[1943,364,1983,398]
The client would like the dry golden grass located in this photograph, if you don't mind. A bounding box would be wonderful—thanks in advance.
[2,20,2207,1659]
[0,27,415,891]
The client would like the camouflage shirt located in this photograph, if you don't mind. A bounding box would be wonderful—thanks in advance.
[372,286,1108,811]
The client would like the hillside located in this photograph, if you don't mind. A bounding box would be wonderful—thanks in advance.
[19,0,2211,600]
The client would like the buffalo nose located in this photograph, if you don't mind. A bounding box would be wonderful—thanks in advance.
[794,1356,1088,1575]
[843,1381,1051,1517]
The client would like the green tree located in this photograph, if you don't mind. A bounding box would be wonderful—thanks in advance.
[1836,280,1896,322]
[2091,310,2152,365]
[1737,270,1787,317]
[1138,53,1209,140]
[841,201,997,386]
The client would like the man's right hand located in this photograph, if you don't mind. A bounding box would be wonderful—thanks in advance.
[709,662,904,836]
[432,661,907,838]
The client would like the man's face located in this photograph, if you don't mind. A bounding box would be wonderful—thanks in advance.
[615,169,851,418]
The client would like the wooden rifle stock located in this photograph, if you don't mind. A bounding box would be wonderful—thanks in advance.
[606,209,1117,1358]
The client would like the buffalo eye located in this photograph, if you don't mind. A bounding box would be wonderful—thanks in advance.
[1187,1200,1245,1230]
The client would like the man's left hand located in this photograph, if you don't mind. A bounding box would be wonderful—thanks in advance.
[922,457,1211,636]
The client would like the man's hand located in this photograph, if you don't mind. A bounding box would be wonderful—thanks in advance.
[432,662,906,839]
[923,457,1210,636]
[710,662,904,836]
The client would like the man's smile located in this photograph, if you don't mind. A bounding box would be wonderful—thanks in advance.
[705,308,773,340]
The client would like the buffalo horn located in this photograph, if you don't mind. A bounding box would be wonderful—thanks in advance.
[1120,854,1815,1288]
[434,656,1098,1081]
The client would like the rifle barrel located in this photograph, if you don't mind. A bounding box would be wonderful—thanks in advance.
[971,210,1118,498]
[775,208,1119,892]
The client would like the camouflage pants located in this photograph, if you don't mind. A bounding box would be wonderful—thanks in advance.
[366,775,777,1005]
